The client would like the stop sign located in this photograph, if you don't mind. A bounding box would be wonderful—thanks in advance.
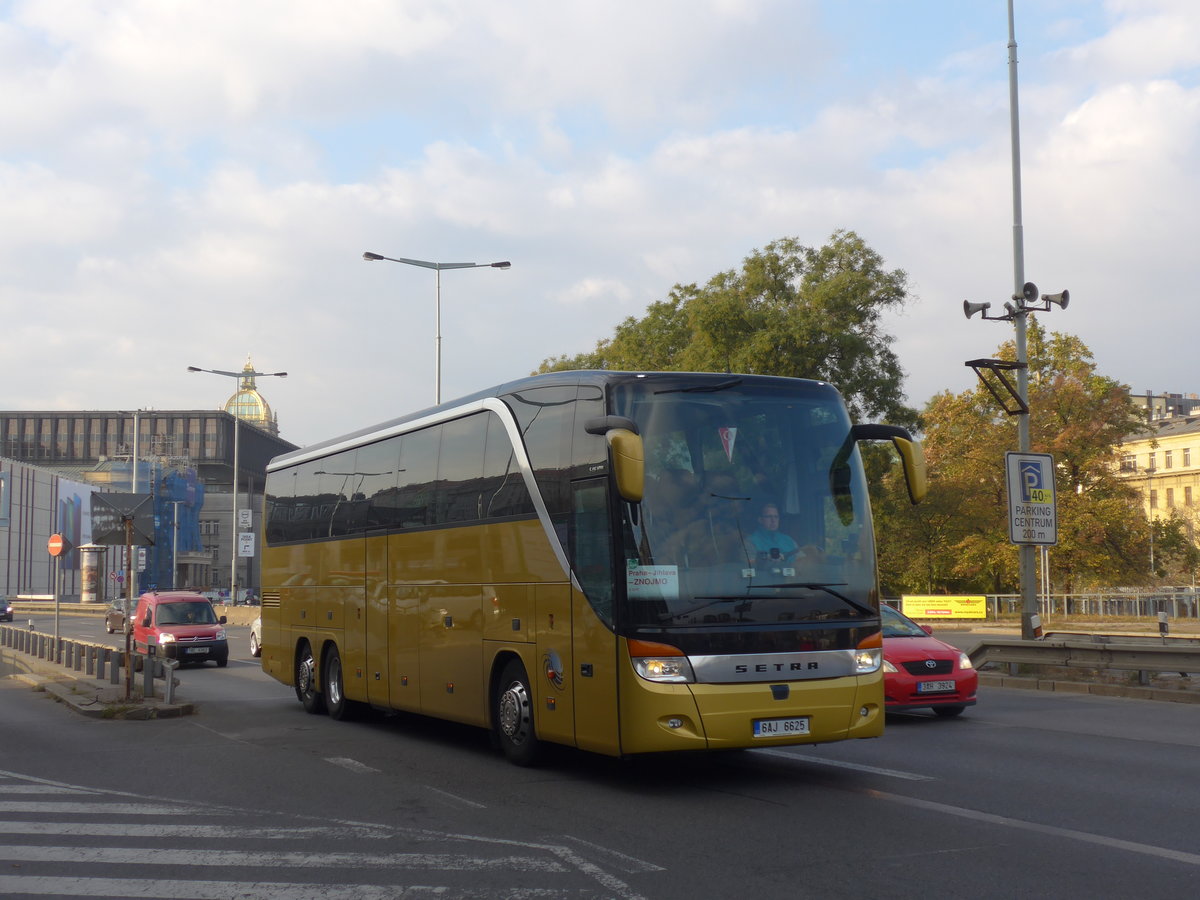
[47,534,65,557]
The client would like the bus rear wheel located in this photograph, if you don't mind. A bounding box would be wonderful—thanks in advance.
[323,646,361,721]
[494,659,541,766]
[295,641,326,715]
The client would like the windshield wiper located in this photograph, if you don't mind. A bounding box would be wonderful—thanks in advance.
[746,582,877,618]
[657,596,753,622]
[654,378,743,395]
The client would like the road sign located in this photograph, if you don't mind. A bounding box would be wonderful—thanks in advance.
[238,532,255,557]
[90,493,155,546]
[48,533,69,557]
[1006,451,1058,545]
[238,508,253,529]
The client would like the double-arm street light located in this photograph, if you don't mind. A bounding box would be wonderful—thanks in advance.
[362,252,511,404]
[187,364,287,604]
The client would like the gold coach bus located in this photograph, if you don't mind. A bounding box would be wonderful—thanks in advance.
[259,370,925,764]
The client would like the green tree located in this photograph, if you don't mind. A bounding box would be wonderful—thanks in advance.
[538,230,916,425]
[875,320,1150,595]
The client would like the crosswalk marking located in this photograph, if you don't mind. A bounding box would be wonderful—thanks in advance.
[0,771,649,899]
[0,845,569,871]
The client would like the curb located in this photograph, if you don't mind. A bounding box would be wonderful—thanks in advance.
[978,671,1200,704]
[7,667,195,720]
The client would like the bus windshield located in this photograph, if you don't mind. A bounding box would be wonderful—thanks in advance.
[611,377,877,629]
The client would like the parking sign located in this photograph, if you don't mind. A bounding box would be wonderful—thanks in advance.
[1005,452,1057,545]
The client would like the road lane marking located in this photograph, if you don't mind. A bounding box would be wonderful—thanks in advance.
[0,876,600,898]
[425,785,487,809]
[755,748,935,781]
[559,835,666,874]
[869,789,1200,866]
[325,756,381,774]
[0,845,567,871]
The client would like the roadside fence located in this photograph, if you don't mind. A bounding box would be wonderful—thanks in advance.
[0,624,178,702]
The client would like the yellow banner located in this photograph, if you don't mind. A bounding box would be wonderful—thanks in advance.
[900,595,988,619]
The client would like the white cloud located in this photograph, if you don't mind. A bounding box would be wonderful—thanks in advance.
[2,1,1199,445]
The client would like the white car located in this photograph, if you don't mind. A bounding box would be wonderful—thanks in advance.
[249,615,262,658]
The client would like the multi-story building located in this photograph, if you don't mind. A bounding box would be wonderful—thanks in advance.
[0,359,296,600]
[1117,392,1200,535]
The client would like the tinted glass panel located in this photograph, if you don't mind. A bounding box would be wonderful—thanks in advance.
[438,414,488,523]
[357,437,403,530]
[394,427,441,528]
[481,412,535,519]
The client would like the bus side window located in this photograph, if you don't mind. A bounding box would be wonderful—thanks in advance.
[481,413,535,519]
[571,479,615,627]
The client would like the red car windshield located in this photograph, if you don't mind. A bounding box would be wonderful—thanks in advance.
[155,602,218,626]
[882,605,928,638]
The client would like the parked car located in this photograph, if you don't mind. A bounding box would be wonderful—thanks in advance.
[249,614,262,658]
[881,604,978,717]
[131,591,229,668]
[0,597,12,622]
[104,599,128,634]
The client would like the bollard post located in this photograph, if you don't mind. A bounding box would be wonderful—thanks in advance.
[110,651,121,686]
[97,649,107,681]
[86,646,95,677]
[162,659,180,704]
[141,652,155,698]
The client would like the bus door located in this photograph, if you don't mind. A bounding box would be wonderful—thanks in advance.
[567,478,621,756]
[364,531,390,707]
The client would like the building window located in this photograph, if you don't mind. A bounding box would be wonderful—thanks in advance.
[1186,448,1192,467]
[1147,451,1157,472]
[1165,450,1174,469]
[1186,486,1193,507]
[1150,490,1158,509]
[1166,487,1175,508]
[1120,453,1137,473]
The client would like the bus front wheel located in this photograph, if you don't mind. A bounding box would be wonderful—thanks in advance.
[295,641,326,715]
[494,659,541,766]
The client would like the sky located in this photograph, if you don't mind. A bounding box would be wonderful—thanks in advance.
[2,0,1198,448]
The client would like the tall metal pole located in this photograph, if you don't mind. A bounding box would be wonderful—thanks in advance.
[171,500,182,589]
[435,267,443,404]
[1008,0,1039,640]
[361,252,511,406]
[231,405,240,604]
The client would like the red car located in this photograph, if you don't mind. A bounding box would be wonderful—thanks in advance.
[131,591,229,668]
[881,604,977,716]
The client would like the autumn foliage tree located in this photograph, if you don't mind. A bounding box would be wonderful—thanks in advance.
[875,319,1152,595]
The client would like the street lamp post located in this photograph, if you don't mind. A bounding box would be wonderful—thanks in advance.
[362,252,511,404]
[187,364,287,605]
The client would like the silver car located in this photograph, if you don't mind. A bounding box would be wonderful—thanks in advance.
[249,615,262,657]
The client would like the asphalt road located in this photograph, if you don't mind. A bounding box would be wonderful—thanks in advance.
[3,614,1200,898]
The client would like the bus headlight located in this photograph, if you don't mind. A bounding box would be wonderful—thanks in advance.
[854,647,881,674]
[633,656,696,683]
[628,639,695,683]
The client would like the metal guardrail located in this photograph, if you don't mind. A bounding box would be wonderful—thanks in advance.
[0,624,178,701]
[969,637,1200,684]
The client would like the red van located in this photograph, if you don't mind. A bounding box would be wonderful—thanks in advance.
[131,591,229,668]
